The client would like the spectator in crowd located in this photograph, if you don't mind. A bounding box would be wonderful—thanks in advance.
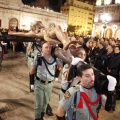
[1,28,8,41]
[94,41,107,71]
[104,38,110,47]
[88,41,99,65]
[101,45,114,74]
[107,46,120,99]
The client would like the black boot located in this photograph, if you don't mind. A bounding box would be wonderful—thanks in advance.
[35,112,44,120]
[41,112,45,120]
[46,104,54,116]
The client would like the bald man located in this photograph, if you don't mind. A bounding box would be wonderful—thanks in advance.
[30,42,63,120]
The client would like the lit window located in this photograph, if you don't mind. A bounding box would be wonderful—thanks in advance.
[88,22,91,24]
[88,17,92,20]
[89,13,93,15]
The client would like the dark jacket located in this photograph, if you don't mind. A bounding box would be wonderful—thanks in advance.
[94,48,106,71]
[88,47,99,64]
[101,52,114,74]
[108,53,120,84]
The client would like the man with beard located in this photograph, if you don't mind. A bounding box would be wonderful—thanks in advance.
[56,64,116,120]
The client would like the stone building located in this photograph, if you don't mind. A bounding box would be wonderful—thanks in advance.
[92,0,120,39]
[0,0,68,31]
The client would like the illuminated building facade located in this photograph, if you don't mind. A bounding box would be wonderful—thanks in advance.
[61,0,95,36]
[0,0,68,31]
[92,0,120,39]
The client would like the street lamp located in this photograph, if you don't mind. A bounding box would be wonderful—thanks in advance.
[101,13,111,38]
[103,24,107,38]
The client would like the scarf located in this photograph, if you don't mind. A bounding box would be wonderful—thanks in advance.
[78,92,100,120]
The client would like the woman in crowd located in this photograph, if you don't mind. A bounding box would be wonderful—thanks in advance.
[107,46,120,99]
[101,45,114,74]
[104,38,110,48]
[88,41,99,65]
[94,41,107,71]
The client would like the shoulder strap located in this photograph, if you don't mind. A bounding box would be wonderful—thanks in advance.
[96,96,102,113]
[41,57,56,77]
[35,53,42,77]
[34,43,42,53]
[41,56,56,65]
[36,55,56,77]
[31,42,34,50]
[72,92,77,120]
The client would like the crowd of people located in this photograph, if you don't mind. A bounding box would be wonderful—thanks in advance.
[0,21,120,120]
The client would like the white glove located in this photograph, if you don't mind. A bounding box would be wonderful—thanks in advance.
[55,78,58,81]
[107,75,117,91]
[31,85,34,90]
[71,57,83,65]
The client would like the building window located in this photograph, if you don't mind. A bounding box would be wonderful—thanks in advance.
[88,22,91,24]
[89,13,93,15]
[88,17,92,20]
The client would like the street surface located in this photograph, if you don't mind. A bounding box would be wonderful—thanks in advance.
[0,51,120,120]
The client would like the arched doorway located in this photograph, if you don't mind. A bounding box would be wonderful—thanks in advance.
[95,29,101,38]
[9,18,18,31]
[115,28,120,39]
[105,28,112,38]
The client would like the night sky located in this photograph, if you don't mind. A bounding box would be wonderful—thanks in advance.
[22,0,95,4]
[22,0,36,4]
[22,0,66,11]
[22,0,66,5]
[22,0,95,11]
